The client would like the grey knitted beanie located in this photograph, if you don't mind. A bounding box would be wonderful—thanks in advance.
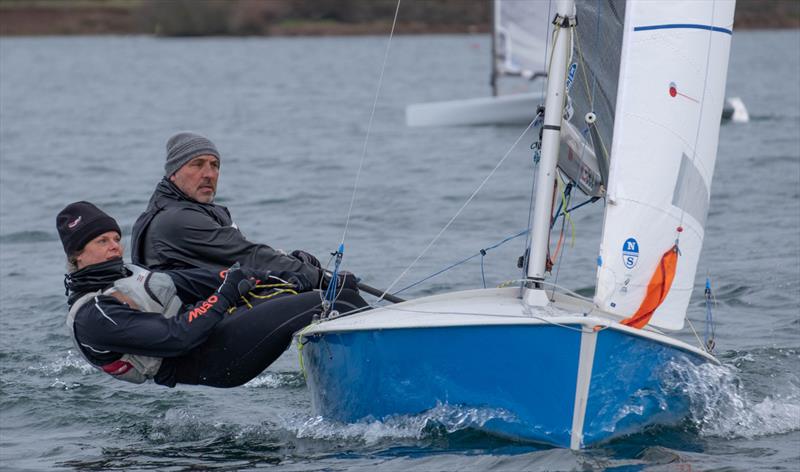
[164,132,221,176]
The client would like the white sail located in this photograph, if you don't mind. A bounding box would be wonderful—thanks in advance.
[494,0,552,79]
[594,0,735,330]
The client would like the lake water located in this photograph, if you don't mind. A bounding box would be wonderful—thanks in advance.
[1,30,798,471]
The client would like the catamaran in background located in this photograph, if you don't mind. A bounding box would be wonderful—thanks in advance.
[406,0,748,127]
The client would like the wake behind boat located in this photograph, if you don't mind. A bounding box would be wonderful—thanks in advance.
[299,0,734,449]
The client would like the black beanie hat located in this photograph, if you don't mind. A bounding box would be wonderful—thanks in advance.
[56,201,121,256]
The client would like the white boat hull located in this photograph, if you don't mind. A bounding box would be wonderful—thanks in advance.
[406,93,746,127]
[406,92,545,127]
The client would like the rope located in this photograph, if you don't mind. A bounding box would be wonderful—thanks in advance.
[392,229,529,297]
[226,281,299,313]
[686,317,705,352]
[550,181,573,230]
[704,276,716,352]
[322,244,345,311]
[559,179,576,248]
[562,196,601,216]
[548,179,572,297]
[392,170,597,298]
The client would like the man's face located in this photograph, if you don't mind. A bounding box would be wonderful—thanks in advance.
[170,155,220,203]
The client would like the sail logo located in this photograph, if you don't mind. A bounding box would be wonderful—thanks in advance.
[566,63,577,92]
[622,238,639,269]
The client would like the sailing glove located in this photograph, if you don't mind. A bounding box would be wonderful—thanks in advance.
[321,270,360,292]
[290,249,321,269]
[216,263,253,305]
[239,267,270,284]
[268,271,314,292]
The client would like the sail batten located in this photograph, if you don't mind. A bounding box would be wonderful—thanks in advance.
[633,24,733,35]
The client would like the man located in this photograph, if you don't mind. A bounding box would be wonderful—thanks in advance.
[131,132,332,289]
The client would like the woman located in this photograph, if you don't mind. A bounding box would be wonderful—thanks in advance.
[57,201,367,388]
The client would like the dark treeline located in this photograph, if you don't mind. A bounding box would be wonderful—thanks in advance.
[139,0,491,36]
[0,0,797,36]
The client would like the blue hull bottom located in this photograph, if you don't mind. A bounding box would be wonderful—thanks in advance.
[300,325,707,448]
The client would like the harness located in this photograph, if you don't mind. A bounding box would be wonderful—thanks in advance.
[66,264,182,384]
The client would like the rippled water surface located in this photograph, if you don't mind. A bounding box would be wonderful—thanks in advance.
[1,31,798,471]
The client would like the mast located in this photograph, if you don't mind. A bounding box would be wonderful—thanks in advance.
[524,0,575,305]
[490,0,498,97]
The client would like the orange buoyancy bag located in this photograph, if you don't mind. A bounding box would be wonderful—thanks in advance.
[621,244,679,329]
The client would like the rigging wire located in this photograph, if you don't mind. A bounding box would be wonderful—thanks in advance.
[703,275,716,352]
[392,229,530,297]
[391,176,598,297]
[377,118,538,302]
[339,0,402,249]
[693,5,722,350]
[319,0,400,311]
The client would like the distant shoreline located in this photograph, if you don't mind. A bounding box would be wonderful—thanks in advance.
[1,1,798,37]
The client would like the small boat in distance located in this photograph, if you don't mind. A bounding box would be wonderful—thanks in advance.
[406,0,747,127]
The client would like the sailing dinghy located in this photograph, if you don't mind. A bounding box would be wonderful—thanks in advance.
[406,0,549,127]
[299,0,734,449]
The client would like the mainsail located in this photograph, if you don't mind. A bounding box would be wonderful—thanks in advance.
[593,0,735,330]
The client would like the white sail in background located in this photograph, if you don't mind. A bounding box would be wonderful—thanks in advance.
[594,0,735,330]
[494,0,552,79]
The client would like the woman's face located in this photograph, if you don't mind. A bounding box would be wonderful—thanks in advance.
[75,231,122,269]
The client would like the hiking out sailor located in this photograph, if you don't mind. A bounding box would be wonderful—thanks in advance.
[130,131,357,291]
[59,201,367,388]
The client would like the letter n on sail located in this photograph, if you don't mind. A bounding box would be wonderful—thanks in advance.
[621,244,679,329]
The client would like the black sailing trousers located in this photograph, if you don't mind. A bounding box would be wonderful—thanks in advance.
[169,289,368,387]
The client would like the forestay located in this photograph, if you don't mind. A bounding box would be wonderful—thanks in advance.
[594,0,735,330]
